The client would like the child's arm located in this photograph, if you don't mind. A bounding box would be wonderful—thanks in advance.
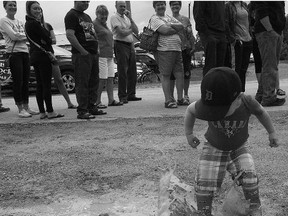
[244,95,279,147]
[255,108,279,147]
[184,102,201,148]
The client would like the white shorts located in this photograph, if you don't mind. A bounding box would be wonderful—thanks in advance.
[99,57,115,79]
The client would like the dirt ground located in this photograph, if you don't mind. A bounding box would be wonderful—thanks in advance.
[0,110,288,216]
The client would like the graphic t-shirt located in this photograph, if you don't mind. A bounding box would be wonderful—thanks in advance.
[64,9,98,54]
[202,94,263,151]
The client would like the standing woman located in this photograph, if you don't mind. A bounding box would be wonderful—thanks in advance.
[25,1,64,119]
[225,1,253,92]
[93,5,123,108]
[39,9,77,109]
[0,1,38,117]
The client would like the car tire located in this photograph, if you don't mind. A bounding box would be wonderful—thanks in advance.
[61,70,75,93]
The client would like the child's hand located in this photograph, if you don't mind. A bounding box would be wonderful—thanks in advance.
[269,132,279,148]
[186,134,200,148]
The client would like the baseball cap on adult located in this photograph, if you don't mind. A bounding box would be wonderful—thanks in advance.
[195,67,242,121]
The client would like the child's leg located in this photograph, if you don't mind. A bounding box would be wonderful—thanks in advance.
[228,144,262,213]
[195,142,229,216]
[195,189,213,216]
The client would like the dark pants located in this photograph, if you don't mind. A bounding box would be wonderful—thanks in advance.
[114,41,137,100]
[72,53,99,114]
[234,40,253,92]
[33,53,53,113]
[200,32,227,76]
[9,52,30,105]
[252,36,262,74]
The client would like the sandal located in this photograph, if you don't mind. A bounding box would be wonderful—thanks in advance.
[165,101,178,108]
[177,98,190,106]
[96,103,107,109]
[108,100,124,106]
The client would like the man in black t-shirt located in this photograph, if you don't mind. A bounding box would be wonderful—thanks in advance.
[65,1,107,119]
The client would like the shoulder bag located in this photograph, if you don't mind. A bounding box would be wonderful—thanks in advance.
[25,29,58,65]
[140,18,159,52]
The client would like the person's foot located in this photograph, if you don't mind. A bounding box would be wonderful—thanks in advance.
[108,100,124,106]
[25,108,40,115]
[127,96,142,101]
[40,112,47,119]
[177,98,190,106]
[89,106,107,115]
[276,88,286,99]
[96,103,108,109]
[0,106,10,113]
[261,98,286,107]
[77,112,95,119]
[47,112,64,119]
[19,110,32,118]
[68,104,77,109]
[184,95,190,103]
[120,99,128,104]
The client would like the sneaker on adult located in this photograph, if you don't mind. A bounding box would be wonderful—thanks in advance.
[0,106,10,113]
[261,98,286,107]
[25,108,40,115]
[19,110,32,118]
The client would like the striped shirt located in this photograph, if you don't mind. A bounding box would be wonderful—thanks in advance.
[150,14,181,52]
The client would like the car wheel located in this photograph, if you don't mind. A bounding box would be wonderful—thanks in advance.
[61,70,75,93]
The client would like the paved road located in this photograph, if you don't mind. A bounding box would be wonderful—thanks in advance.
[0,79,287,125]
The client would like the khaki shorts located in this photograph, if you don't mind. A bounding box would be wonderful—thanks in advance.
[99,57,115,79]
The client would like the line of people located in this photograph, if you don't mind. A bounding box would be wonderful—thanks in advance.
[64,1,142,119]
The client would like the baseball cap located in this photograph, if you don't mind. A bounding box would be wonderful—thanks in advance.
[195,67,242,121]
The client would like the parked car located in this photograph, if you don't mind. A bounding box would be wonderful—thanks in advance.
[0,40,75,93]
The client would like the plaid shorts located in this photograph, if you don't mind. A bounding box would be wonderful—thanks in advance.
[195,142,258,192]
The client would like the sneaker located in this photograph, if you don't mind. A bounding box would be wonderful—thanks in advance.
[19,110,32,118]
[276,88,286,99]
[25,108,40,115]
[77,112,95,119]
[261,98,286,107]
[0,106,10,113]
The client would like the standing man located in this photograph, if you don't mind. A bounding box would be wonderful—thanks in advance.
[110,1,141,104]
[64,1,107,119]
[252,1,286,107]
[169,1,195,104]
[193,1,227,76]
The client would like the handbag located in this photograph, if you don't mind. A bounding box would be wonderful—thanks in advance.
[4,42,16,68]
[140,18,159,52]
[25,29,58,65]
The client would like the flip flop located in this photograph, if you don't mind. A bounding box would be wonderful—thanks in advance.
[108,100,124,106]
[47,113,65,119]
[96,103,107,109]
